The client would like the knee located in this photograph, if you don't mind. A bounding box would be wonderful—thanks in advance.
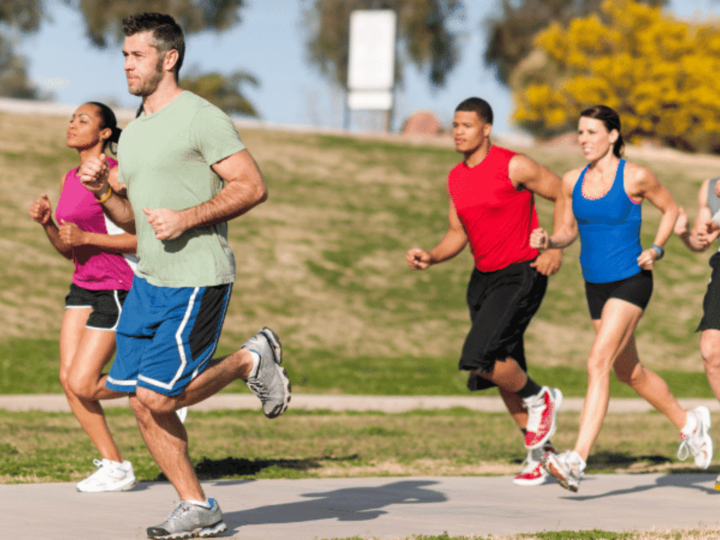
[700,335,720,371]
[58,368,72,395]
[586,355,611,382]
[67,374,95,401]
[135,387,176,415]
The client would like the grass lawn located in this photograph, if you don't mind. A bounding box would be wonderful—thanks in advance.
[2,114,720,539]
[1,407,714,485]
[1,112,719,398]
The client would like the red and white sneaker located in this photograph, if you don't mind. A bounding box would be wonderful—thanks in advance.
[523,386,562,449]
[513,442,557,486]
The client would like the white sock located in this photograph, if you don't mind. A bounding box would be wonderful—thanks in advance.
[185,499,211,509]
[682,410,697,435]
[247,350,260,379]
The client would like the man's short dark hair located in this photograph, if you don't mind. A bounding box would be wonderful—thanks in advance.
[455,97,493,125]
[122,13,185,79]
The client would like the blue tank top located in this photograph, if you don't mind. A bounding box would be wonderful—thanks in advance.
[572,160,642,283]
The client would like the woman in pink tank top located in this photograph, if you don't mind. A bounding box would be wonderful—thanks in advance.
[28,102,138,492]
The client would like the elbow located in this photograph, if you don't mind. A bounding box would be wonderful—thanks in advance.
[254,182,268,205]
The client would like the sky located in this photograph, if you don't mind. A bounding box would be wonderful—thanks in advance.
[17,0,720,136]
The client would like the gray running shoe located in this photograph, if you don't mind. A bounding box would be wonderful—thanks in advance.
[543,450,585,492]
[242,327,291,419]
[147,499,226,539]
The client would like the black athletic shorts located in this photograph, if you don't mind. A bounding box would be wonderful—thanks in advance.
[584,270,653,320]
[64,283,128,330]
[460,260,548,392]
[697,251,720,332]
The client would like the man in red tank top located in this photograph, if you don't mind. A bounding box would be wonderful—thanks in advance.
[406,97,572,486]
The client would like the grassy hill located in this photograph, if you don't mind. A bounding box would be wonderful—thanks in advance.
[2,110,719,397]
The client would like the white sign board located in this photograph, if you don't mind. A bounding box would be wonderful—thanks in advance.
[347,10,396,110]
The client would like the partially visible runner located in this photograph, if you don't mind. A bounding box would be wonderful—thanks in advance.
[406,97,568,487]
[674,177,720,488]
[29,102,138,492]
[531,105,712,492]
[80,13,290,539]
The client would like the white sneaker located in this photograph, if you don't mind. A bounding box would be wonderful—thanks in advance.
[76,459,136,493]
[543,450,585,492]
[513,442,556,486]
[176,407,188,424]
[678,406,713,469]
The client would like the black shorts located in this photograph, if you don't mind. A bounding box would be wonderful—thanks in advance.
[584,270,653,320]
[64,283,128,330]
[460,261,548,392]
[697,252,720,332]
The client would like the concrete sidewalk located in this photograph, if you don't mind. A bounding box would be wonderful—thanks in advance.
[2,393,720,414]
[4,474,720,540]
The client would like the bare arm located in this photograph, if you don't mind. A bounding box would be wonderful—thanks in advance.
[627,163,678,269]
[508,154,571,275]
[675,179,718,252]
[515,158,578,254]
[57,222,137,254]
[28,176,72,260]
[79,156,136,233]
[141,149,267,240]
[406,197,468,270]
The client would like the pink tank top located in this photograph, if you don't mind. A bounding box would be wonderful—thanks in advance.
[55,157,135,291]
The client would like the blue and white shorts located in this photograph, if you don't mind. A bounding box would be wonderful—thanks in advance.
[106,276,233,396]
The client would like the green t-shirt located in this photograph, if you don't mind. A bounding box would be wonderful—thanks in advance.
[118,91,245,287]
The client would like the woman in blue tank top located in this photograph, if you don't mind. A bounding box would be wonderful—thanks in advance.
[529,105,712,492]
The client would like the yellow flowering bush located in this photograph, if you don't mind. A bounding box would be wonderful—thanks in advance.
[512,0,720,151]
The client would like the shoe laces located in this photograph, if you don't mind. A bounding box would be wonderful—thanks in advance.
[678,432,701,461]
[246,377,270,401]
[524,391,546,432]
[166,501,193,522]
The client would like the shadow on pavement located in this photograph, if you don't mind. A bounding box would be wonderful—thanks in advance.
[151,455,360,481]
[223,479,447,535]
[560,473,717,501]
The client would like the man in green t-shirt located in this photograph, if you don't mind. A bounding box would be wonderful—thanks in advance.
[80,13,291,539]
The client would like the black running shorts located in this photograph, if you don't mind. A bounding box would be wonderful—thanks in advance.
[64,283,128,330]
[584,270,653,320]
[697,252,720,332]
[460,260,548,392]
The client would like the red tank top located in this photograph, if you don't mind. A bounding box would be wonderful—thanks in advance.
[448,146,539,272]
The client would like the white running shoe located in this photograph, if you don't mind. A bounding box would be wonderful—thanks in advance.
[176,407,188,424]
[76,459,136,493]
[523,386,562,449]
[678,406,713,469]
[543,450,585,492]
[513,442,557,486]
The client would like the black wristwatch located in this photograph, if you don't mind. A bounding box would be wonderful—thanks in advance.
[650,244,664,260]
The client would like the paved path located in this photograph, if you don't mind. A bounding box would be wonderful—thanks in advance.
[4,474,720,540]
[5,396,720,539]
[2,394,720,414]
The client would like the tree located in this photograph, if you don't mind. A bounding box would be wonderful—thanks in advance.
[512,0,720,152]
[302,0,465,89]
[0,0,43,98]
[180,71,259,117]
[484,0,667,86]
[62,0,260,113]
[61,0,248,47]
